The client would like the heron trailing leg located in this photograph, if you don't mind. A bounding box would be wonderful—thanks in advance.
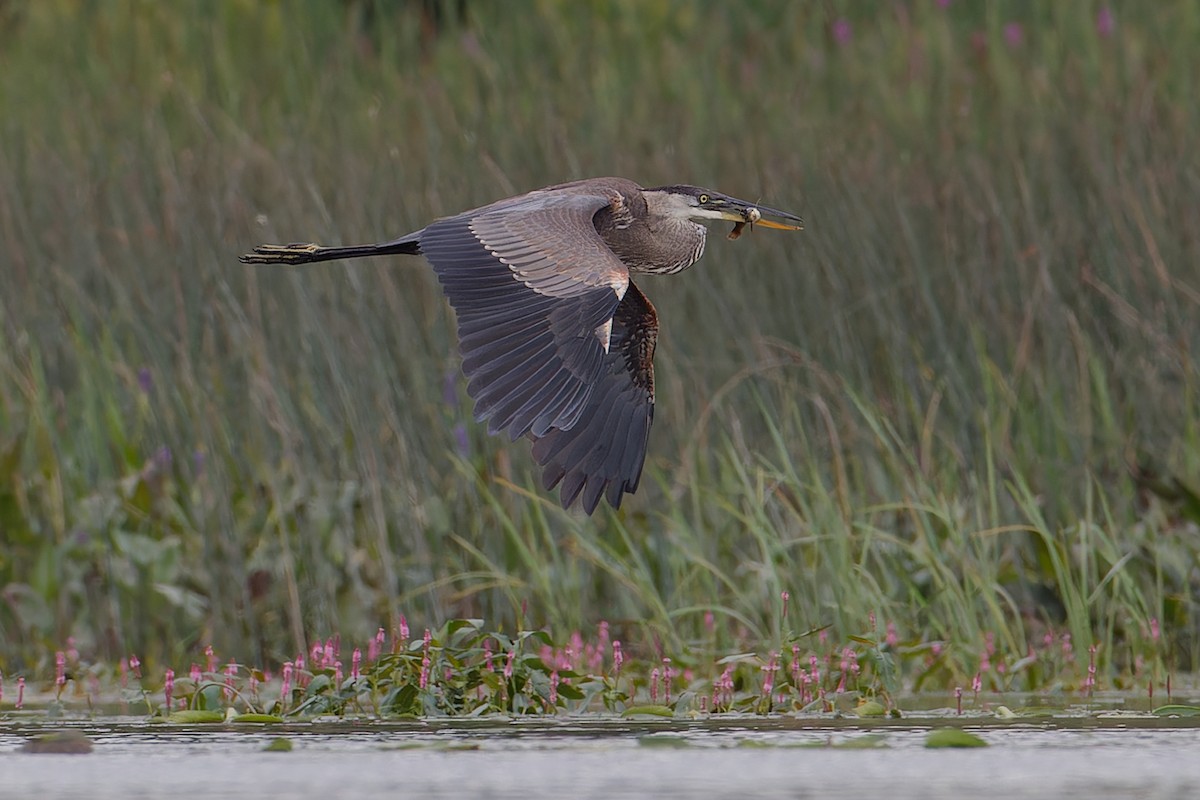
[240,238,419,265]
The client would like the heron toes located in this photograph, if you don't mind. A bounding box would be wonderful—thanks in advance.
[239,242,322,264]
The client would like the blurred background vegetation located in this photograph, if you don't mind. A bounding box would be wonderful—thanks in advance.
[0,0,1197,689]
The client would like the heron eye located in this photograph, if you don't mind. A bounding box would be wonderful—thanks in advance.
[698,194,710,204]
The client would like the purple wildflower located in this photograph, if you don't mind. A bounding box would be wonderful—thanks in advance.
[280,662,293,708]
[1003,22,1023,47]
[1096,6,1114,38]
[832,18,852,45]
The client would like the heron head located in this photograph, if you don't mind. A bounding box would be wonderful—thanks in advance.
[645,185,804,232]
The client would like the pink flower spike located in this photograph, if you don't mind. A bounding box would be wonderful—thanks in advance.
[650,668,659,703]
[205,644,216,673]
[612,641,624,675]
[832,18,852,45]
[549,670,559,705]
[164,668,175,710]
[1096,6,1114,38]
[311,641,324,665]
[1003,22,1023,48]
[335,661,343,687]
[399,615,410,643]
[972,673,982,695]
[780,591,790,619]
[16,676,25,709]
[324,638,336,668]
[370,627,385,662]
[55,651,66,688]
[1150,618,1160,642]
[224,662,237,699]
[280,661,293,707]
[129,654,142,678]
[352,648,362,680]
[504,650,516,680]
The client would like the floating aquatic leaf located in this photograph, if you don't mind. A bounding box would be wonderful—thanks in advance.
[994,705,1017,719]
[854,700,886,717]
[831,734,889,749]
[263,737,293,752]
[231,713,285,724]
[638,735,690,748]
[20,731,93,754]
[167,710,225,724]
[1153,705,1200,717]
[621,705,674,718]
[925,728,988,748]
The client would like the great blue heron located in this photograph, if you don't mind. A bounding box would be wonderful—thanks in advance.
[241,177,802,514]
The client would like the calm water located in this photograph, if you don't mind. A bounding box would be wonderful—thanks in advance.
[2,714,1200,799]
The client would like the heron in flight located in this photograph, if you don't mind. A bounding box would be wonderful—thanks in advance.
[241,177,802,514]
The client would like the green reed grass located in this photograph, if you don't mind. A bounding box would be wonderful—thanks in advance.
[1,1,1198,691]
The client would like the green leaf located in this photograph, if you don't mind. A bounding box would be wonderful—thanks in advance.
[621,705,674,718]
[925,728,988,748]
[167,710,225,724]
[854,700,886,717]
[556,683,585,701]
[715,653,758,665]
[638,735,690,748]
[1152,705,1200,717]
[263,737,293,752]
[231,713,285,723]
[306,674,332,694]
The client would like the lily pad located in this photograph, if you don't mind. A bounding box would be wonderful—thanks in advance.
[925,728,988,748]
[1152,705,1200,717]
[231,713,286,724]
[20,731,94,754]
[621,705,674,718]
[638,735,690,748]
[854,700,886,717]
[167,709,226,724]
[263,737,293,752]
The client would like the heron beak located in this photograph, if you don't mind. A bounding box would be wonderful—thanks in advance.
[745,202,804,231]
[718,198,804,231]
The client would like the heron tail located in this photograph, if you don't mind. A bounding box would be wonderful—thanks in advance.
[239,236,420,265]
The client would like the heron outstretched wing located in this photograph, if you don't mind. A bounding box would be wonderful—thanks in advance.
[530,281,658,513]
[419,187,635,441]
